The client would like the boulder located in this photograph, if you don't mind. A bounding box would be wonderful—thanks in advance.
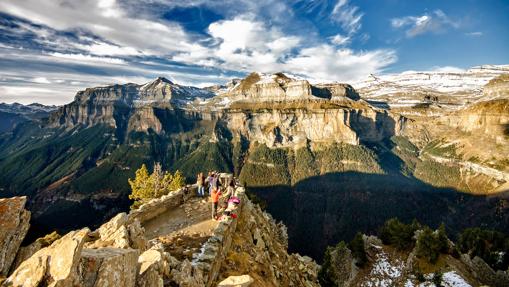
[137,249,171,287]
[0,196,30,276]
[218,275,254,287]
[4,228,90,287]
[86,213,147,250]
[11,231,61,271]
[78,248,139,287]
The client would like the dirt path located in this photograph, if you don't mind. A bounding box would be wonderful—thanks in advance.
[142,196,220,261]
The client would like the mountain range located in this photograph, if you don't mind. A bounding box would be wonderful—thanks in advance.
[0,66,508,260]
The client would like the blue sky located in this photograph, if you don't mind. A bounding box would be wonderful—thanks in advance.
[0,0,508,105]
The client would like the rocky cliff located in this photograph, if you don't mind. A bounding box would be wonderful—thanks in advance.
[47,77,214,131]
[0,181,319,287]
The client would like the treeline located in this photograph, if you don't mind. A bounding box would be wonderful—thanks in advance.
[319,218,509,286]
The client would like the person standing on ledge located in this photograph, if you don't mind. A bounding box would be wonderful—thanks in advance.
[210,186,222,220]
[196,172,205,197]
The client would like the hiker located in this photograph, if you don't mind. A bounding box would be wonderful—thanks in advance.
[208,172,218,195]
[205,172,212,194]
[210,186,221,220]
[196,172,205,197]
[225,180,235,200]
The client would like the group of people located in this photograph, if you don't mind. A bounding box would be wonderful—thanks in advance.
[196,171,239,220]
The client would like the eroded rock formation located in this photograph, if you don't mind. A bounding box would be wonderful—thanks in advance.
[0,197,30,276]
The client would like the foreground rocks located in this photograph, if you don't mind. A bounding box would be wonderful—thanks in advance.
[78,248,139,287]
[4,228,89,287]
[218,275,254,287]
[11,231,61,271]
[1,182,320,287]
[0,197,30,276]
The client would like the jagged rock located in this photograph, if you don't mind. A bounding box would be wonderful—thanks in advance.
[461,254,509,287]
[4,228,90,287]
[86,213,147,250]
[11,231,61,271]
[78,248,139,287]
[137,249,170,287]
[0,196,30,276]
[218,275,254,287]
[169,259,206,287]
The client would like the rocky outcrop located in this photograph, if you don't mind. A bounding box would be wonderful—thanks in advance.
[214,192,320,287]
[11,231,61,271]
[86,213,147,250]
[4,228,90,287]
[77,247,139,287]
[2,178,318,287]
[136,248,174,287]
[461,254,509,287]
[218,275,254,287]
[0,196,30,276]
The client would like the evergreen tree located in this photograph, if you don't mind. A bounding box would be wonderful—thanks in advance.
[349,232,367,267]
[128,163,186,209]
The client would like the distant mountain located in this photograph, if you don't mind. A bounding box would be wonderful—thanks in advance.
[353,65,509,109]
[0,102,57,133]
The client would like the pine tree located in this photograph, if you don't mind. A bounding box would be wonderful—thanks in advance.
[170,170,185,191]
[128,163,186,209]
[128,164,154,204]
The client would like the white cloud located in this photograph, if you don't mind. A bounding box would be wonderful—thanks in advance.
[391,10,459,38]
[329,34,351,46]
[331,0,364,35]
[32,77,51,84]
[285,45,397,82]
[0,0,193,56]
[76,41,143,56]
[49,52,126,64]
[465,31,483,37]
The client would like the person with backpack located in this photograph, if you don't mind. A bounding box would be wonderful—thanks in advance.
[210,186,222,220]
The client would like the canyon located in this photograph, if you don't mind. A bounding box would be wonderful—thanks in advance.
[0,66,508,268]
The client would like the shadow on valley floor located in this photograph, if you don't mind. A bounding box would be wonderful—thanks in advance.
[247,172,509,262]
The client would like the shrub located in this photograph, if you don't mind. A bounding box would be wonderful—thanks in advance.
[415,224,449,264]
[318,241,350,287]
[348,232,367,267]
[379,218,420,250]
[128,163,185,209]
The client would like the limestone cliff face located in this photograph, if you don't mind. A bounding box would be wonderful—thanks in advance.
[484,74,509,99]
[223,103,406,147]
[47,77,214,131]
[224,72,359,102]
[440,99,509,144]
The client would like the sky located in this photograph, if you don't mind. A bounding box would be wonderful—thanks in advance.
[0,0,508,105]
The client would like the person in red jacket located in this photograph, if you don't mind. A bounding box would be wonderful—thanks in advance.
[210,186,222,220]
